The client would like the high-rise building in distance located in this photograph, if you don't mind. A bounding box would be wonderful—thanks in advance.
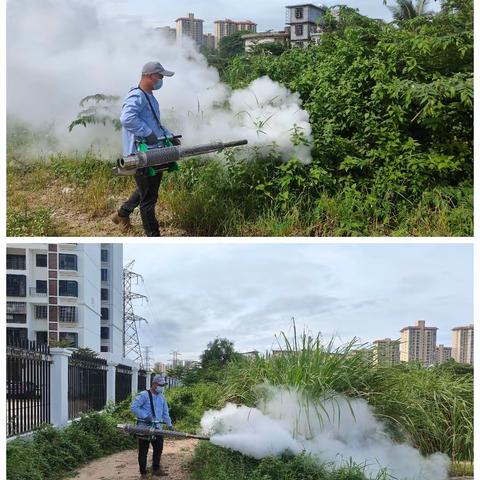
[452,325,474,364]
[176,13,204,47]
[373,338,400,366]
[400,320,437,365]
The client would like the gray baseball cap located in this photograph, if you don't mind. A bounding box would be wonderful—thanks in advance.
[142,61,175,77]
[152,375,167,386]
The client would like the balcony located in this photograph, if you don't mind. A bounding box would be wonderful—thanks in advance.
[29,287,47,297]
[6,302,27,314]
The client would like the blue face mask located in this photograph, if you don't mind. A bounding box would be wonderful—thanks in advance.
[153,79,163,90]
[156,386,164,394]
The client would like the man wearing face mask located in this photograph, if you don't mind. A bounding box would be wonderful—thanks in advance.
[131,375,173,478]
[112,61,180,237]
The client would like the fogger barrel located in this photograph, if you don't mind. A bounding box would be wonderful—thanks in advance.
[115,140,248,176]
[117,423,210,441]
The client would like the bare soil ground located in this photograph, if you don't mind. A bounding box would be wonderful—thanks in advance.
[69,439,198,480]
[7,175,187,237]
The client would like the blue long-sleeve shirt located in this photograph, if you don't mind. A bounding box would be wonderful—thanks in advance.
[131,390,172,430]
[120,87,173,155]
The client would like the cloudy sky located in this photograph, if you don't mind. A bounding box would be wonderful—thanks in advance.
[123,243,473,364]
[96,0,442,32]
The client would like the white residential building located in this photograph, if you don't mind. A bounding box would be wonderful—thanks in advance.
[400,320,437,366]
[452,325,474,364]
[285,3,327,47]
[6,243,123,356]
[435,344,452,364]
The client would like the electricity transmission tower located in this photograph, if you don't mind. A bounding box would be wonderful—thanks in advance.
[170,351,181,368]
[143,346,152,371]
[123,260,148,367]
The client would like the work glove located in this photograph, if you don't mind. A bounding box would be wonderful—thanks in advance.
[142,415,153,423]
[145,132,158,145]
[172,137,181,146]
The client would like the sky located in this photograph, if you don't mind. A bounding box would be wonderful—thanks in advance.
[123,243,473,364]
[96,0,442,32]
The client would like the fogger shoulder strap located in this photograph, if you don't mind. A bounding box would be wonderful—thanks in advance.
[136,87,167,135]
[147,390,156,419]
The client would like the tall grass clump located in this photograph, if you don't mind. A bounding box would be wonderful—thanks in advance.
[220,327,473,463]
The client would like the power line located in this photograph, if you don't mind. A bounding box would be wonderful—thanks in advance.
[123,260,148,367]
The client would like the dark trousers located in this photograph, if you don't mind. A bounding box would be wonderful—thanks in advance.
[118,172,163,237]
[138,436,164,474]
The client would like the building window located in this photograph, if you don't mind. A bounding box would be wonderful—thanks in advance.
[59,306,77,322]
[59,332,78,347]
[59,280,78,297]
[7,313,27,324]
[36,254,48,267]
[101,346,109,352]
[7,327,28,344]
[295,7,304,19]
[101,327,110,339]
[7,254,26,270]
[101,288,109,301]
[36,331,48,344]
[101,307,109,320]
[295,24,304,36]
[59,254,78,271]
[36,280,48,294]
[101,269,108,282]
[101,249,109,262]
[35,305,48,319]
[7,274,26,297]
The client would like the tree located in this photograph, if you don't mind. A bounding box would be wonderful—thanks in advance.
[218,31,249,59]
[200,338,239,368]
[388,0,433,20]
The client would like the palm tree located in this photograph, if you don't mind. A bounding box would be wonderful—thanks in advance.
[387,0,433,20]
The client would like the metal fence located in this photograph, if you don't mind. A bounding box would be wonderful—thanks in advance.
[165,376,182,388]
[137,369,147,391]
[6,339,52,437]
[115,364,132,402]
[68,352,107,419]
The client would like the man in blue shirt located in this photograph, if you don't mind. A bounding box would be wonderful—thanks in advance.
[112,61,179,237]
[131,374,173,477]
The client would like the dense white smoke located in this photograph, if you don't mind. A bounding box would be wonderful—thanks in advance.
[201,386,450,480]
[7,0,312,161]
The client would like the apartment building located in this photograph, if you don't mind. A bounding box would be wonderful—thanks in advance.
[452,325,474,364]
[373,338,400,366]
[203,33,216,49]
[435,344,452,364]
[176,13,204,47]
[100,244,123,355]
[6,243,123,356]
[285,3,327,47]
[400,320,437,365]
[214,19,257,47]
[155,26,177,43]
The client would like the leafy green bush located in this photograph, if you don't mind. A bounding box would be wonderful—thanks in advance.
[6,412,135,480]
[7,206,57,237]
[165,383,224,433]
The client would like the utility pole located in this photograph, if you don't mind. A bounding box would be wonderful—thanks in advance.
[143,346,152,371]
[123,260,148,367]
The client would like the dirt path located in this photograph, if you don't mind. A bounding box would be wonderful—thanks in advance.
[70,439,198,480]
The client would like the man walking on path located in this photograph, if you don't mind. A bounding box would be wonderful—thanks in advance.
[131,375,173,478]
[112,61,180,237]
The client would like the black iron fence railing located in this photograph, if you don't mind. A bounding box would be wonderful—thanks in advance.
[115,364,132,403]
[68,352,107,419]
[6,339,52,437]
[137,369,147,391]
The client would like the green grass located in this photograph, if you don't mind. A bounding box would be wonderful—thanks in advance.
[189,443,393,480]
[6,410,136,480]
[7,153,472,237]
